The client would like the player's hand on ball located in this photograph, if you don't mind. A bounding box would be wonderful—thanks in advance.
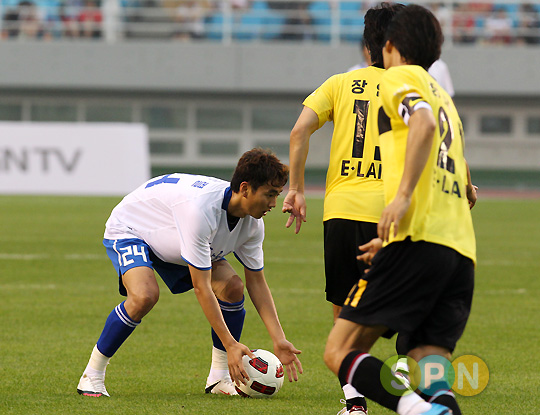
[273,339,303,382]
[227,342,256,386]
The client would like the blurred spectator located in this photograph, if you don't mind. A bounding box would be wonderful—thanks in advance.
[270,2,313,41]
[123,0,159,39]
[78,0,103,38]
[430,1,451,34]
[230,0,250,10]
[58,0,84,38]
[484,6,513,44]
[174,0,210,40]
[517,3,540,45]
[453,3,477,44]
[2,3,21,38]
[1,0,46,39]
[469,2,494,14]
[18,0,44,38]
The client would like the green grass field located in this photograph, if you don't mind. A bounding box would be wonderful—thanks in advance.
[1,195,539,414]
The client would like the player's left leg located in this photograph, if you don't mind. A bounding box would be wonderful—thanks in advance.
[401,252,474,415]
[325,319,452,415]
[407,345,461,415]
[325,219,377,414]
[332,298,368,413]
[204,260,245,395]
[333,314,369,415]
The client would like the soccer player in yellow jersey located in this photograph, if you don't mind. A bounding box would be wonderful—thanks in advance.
[282,3,404,414]
[324,5,476,415]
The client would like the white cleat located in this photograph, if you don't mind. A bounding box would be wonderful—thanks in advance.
[205,376,239,396]
[337,405,368,415]
[349,406,368,415]
[77,372,110,397]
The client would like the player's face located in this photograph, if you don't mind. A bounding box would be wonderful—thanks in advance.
[246,183,283,219]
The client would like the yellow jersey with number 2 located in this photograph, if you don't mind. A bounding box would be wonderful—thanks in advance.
[378,65,476,263]
[303,66,386,223]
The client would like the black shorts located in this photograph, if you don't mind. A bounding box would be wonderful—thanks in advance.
[324,219,378,306]
[339,238,474,352]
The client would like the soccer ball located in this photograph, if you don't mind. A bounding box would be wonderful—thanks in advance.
[235,349,285,398]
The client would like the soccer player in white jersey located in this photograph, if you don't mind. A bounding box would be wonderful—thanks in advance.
[77,148,303,397]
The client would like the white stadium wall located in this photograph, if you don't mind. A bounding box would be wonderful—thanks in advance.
[0,42,539,96]
[0,123,150,195]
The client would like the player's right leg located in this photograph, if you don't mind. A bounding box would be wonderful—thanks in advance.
[204,260,245,396]
[78,239,159,397]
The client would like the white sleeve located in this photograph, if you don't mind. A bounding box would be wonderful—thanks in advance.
[234,220,264,271]
[173,202,213,270]
[429,60,455,97]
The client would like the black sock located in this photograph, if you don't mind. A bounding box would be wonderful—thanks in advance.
[347,396,368,411]
[338,351,404,412]
[420,390,461,415]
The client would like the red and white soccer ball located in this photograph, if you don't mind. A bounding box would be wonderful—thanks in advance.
[235,349,285,398]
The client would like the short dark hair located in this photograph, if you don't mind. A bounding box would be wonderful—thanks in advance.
[363,2,406,68]
[384,4,443,70]
[230,148,289,192]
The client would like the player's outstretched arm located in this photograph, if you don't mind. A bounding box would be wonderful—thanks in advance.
[189,266,256,386]
[378,108,435,241]
[244,268,303,381]
[282,106,319,234]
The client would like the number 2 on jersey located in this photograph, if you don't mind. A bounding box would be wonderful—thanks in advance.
[437,107,455,174]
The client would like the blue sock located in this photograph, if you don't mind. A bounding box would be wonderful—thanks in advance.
[211,297,246,351]
[96,301,140,357]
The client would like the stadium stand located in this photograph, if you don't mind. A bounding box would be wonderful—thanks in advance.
[1,0,539,43]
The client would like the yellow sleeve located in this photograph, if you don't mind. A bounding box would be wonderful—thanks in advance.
[303,74,341,128]
[380,67,430,123]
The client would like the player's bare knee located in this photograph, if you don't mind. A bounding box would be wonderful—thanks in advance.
[323,342,344,375]
[323,348,339,374]
[221,274,244,303]
[128,290,159,317]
